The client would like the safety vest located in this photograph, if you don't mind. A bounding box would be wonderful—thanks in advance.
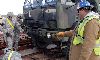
[8,51,14,60]
[7,18,14,29]
[73,15,100,56]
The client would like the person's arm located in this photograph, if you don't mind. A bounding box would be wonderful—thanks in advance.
[79,19,99,60]
[57,21,78,37]
[57,30,74,37]
[2,18,7,33]
[65,30,74,37]
[15,20,24,32]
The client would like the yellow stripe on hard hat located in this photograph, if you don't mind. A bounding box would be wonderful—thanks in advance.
[7,18,14,29]
[8,51,14,60]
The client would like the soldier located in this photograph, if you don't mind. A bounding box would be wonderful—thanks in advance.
[2,12,23,60]
[2,12,23,50]
[16,14,23,25]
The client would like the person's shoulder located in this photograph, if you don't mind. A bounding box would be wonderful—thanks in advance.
[87,18,99,26]
[2,17,7,22]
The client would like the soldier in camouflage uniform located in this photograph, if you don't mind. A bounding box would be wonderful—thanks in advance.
[2,12,23,50]
[1,12,23,60]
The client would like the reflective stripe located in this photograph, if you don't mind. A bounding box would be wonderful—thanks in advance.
[94,37,100,56]
[94,48,100,56]
[73,36,83,45]
[96,44,100,47]
[7,18,14,29]
[8,51,14,60]
[95,37,100,47]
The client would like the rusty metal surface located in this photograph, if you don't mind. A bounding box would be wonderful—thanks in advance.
[20,32,28,40]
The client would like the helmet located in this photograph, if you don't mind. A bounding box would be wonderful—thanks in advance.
[17,14,23,19]
[7,12,14,17]
[77,1,91,9]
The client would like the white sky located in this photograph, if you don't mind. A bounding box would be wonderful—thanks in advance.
[0,0,24,15]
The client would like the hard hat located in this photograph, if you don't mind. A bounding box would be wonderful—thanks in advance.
[7,12,14,17]
[77,1,91,9]
[17,14,23,19]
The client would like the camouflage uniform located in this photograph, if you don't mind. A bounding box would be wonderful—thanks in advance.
[2,17,23,50]
[3,48,22,60]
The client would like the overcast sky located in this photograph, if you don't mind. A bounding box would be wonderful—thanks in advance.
[0,0,24,15]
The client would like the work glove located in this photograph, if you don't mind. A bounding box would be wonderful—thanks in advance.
[56,32,65,37]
